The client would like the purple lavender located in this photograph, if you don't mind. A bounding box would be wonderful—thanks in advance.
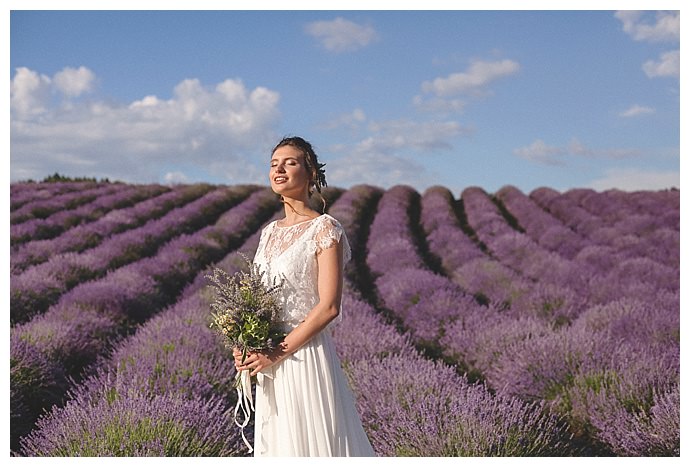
[9,181,679,456]
[10,184,168,245]
[11,184,213,273]
[10,185,252,324]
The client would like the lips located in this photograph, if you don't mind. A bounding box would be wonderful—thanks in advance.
[274,176,288,184]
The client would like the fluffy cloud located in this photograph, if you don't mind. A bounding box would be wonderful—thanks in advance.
[642,50,680,78]
[615,11,680,43]
[588,167,679,191]
[364,119,472,152]
[421,59,520,97]
[327,150,432,189]
[323,116,471,189]
[11,66,97,119]
[305,17,377,53]
[53,66,96,97]
[514,138,640,165]
[10,67,52,117]
[615,11,679,81]
[619,104,656,118]
[11,67,281,183]
[415,58,519,115]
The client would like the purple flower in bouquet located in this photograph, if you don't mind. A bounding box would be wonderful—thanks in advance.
[205,253,286,452]
[206,254,286,363]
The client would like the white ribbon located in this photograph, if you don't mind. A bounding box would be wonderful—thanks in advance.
[233,369,254,453]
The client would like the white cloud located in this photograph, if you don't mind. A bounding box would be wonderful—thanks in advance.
[321,108,367,130]
[513,139,566,166]
[10,67,52,117]
[364,119,472,152]
[619,104,656,118]
[421,59,520,97]
[53,66,96,97]
[515,138,640,166]
[323,117,470,189]
[11,68,281,183]
[643,50,680,78]
[413,95,467,114]
[327,150,432,189]
[305,17,377,53]
[11,66,98,120]
[614,11,680,43]
[615,11,679,81]
[588,167,679,191]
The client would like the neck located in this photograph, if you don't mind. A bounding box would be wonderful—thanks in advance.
[281,194,316,222]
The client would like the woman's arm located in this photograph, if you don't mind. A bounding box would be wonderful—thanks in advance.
[235,238,344,376]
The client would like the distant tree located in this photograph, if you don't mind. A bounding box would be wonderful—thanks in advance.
[41,173,112,183]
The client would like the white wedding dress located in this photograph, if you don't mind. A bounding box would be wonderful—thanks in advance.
[251,213,375,457]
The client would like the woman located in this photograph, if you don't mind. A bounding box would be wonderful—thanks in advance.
[234,136,375,456]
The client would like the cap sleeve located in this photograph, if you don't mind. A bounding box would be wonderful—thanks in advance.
[313,215,352,264]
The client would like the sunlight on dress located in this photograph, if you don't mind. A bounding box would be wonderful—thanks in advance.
[252,214,375,456]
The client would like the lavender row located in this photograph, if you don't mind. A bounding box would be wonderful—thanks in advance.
[329,187,572,456]
[566,188,678,230]
[365,185,490,350]
[17,292,247,456]
[461,188,608,310]
[494,186,678,286]
[419,186,534,312]
[469,188,677,315]
[17,201,282,456]
[10,187,281,448]
[10,184,169,245]
[10,183,679,456]
[462,187,573,282]
[20,186,570,456]
[366,186,678,454]
[10,185,244,324]
[559,188,678,263]
[570,190,679,266]
[323,183,383,291]
[494,185,587,259]
[425,188,679,453]
[529,187,680,274]
[10,181,103,211]
[11,183,123,225]
[11,184,214,274]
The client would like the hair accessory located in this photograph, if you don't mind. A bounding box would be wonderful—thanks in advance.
[314,162,327,192]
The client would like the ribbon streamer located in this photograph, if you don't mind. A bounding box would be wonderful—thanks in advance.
[233,369,254,453]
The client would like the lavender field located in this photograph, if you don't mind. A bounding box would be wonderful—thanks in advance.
[10,180,679,456]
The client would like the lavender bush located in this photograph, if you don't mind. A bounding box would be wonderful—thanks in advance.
[11,184,213,273]
[10,184,168,245]
[9,181,678,457]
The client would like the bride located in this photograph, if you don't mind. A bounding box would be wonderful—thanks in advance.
[233,136,375,457]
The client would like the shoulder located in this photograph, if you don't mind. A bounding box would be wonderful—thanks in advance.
[260,219,278,236]
[318,213,342,227]
[312,214,348,242]
[314,214,345,233]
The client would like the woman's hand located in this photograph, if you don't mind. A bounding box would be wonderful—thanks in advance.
[232,347,244,368]
[235,344,287,377]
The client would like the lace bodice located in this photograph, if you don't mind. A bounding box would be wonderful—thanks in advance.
[253,214,351,329]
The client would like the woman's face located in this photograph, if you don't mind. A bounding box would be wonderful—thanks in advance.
[270,145,311,198]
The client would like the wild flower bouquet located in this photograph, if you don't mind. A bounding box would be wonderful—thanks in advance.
[206,253,286,452]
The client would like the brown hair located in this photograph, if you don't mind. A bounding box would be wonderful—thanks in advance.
[272,136,328,212]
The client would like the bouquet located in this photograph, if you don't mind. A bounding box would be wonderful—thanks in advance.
[206,253,286,452]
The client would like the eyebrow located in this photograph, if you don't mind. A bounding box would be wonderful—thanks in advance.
[270,156,300,162]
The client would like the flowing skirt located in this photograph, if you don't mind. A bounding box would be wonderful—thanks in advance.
[254,330,374,456]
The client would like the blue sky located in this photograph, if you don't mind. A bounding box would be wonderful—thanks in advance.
[8,4,682,194]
